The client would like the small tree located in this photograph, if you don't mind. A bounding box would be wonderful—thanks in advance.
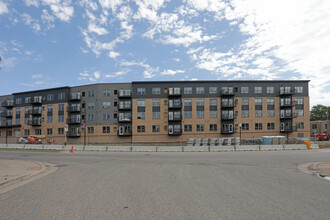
[310,104,330,121]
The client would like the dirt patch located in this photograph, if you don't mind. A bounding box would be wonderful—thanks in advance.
[319,142,330,148]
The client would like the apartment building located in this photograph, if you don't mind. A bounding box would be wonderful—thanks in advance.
[310,120,330,135]
[0,80,310,145]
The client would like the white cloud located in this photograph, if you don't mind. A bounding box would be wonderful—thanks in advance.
[41,0,74,22]
[0,1,9,15]
[1,57,17,69]
[22,13,41,33]
[24,0,40,7]
[41,9,55,30]
[94,71,100,79]
[109,51,120,59]
[99,0,123,12]
[88,23,108,35]
[78,0,98,11]
[161,69,185,76]
[173,58,180,62]
[105,70,129,78]
[120,59,159,78]
[32,74,43,79]
[78,70,103,81]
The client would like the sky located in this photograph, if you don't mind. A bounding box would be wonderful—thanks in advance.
[0,0,329,107]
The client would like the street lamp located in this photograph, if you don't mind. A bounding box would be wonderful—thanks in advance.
[5,120,8,145]
[239,123,242,145]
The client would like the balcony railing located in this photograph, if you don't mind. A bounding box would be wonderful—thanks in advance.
[280,112,297,119]
[221,129,235,134]
[32,109,42,115]
[118,105,132,110]
[118,130,132,136]
[68,131,81,137]
[118,90,131,98]
[67,106,81,112]
[69,93,81,101]
[280,126,297,133]
[168,115,182,121]
[1,111,13,117]
[168,102,182,108]
[2,100,14,107]
[168,88,182,96]
[280,88,294,96]
[118,117,132,123]
[32,98,42,104]
[221,102,236,108]
[220,88,235,96]
[221,115,237,120]
[32,118,41,126]
[168,129,182,136]
[67,118,81,124]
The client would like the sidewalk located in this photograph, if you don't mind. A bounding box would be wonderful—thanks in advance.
[0,160,57,194]
[298,162,330,181]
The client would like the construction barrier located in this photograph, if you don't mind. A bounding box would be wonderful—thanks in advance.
[283,144,307,150]
[0,144,7,148]
[210,146,235,152]
[132,146,157,152]
[183,146,209,152]
[236,145,260,151]
[260,145,284,151]
[84,146,107,151]
[7,144,25,149]
[157,146,183,152]
[47,145,64,150]
[311,144,319,149]
[107,146,132,152]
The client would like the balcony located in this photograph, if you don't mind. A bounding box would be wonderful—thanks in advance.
[1,111,13,118]
[2,100,14,108]
[32,98,42,104]
[221,115,237,120]
[67,131,81,138]
[32,118,41,126]
[169,114,182,121]
[280,112,298,119]
[118,130,132,136]
[280,126,297,133]
[69,93,81,101]
[67,106,81,112]
[168,129,182,136]
[118,117,132,123]
[168,88,182,96]
[32,109,42,115]
[221,129,235,134]
[118,90,131,98]
[279,88,294,96]
[221,102,236,108]
[220,88,235,96]
[118,105,132,110]
[168,102,182,109]
[67,118,81,124]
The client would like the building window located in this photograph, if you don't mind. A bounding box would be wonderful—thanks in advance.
[152,112,160,119]
[196,87,204,94]
[197,99,204,106]
[137,125,145,133]
[152,125,160,133]
[6,130,12,136]
[267,123,275,130]
[210,124,217,131]
[35,129,42,135]
[88,102,95,109]
[103,89,111,96]
[152,88,161,95]
[295,86,303,93]
[88,127,94,134]
[312,124,317,129]
[103,113,111,120]
[103,126,110,133]
[137,100,145,107]
[137,112,145,119]
[88,90,94,97]
[184,111,192,119]
[267,110,275,117]
[241,87,249,93]
[47,116,53,123]
[210,111,217,118]
[242,123,249,131]
[298,133,304,138]
[255,110,262,117]
[58,128,64,135]
[152,100,160,107]
[47,94,54,101]
[197,124,204,132]
[47,105,53,112]
[209,87,217,94]
[184,99,192,106]
[209,99,217,106]
[197,111,204,118]
[296,122,304,129]
[103,102,111,108]
[266,87,274,93]
[241,99,249,118]
[58,93,65,100]
[58,115,64,123]
[296,109,304,116]
[58,104,64,111]
[184,125,192,132]
[25,97,31,103]
[255,123,263,130]
[88,113,94,121]
[254,87,262,93]
[137,88,146,95]
[295,98,304,105]
[47,128,53,135]
[24,129,30,136]
[184,87,192,94]
[15,98,22,104]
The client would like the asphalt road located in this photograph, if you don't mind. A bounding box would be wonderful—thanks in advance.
[0,150,330,220]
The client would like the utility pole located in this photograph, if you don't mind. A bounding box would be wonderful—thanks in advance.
[239,123,242,145]
[5,120,8,145]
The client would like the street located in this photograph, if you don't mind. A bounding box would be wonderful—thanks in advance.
[0,150,330,220]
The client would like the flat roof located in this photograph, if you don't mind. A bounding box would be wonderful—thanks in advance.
[132,80,310,84]
[13,86,70,95]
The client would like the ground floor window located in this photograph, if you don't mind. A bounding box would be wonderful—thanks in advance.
[152,125,160,133]
[24,129,30,136]
[58,128,64,135]
[35,129,41,135]
[137,125,145,133]
[184,125,192,132]
[47,128,52,135]
[87,127,94,134]
[242,123,249,131]
[209,124,217,131]
[197,124,204,132]
[103,126,110,133]
[267,123,275,130]
[255,123,262,130]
